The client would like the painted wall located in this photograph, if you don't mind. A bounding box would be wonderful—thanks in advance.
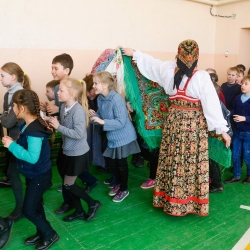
[0,0,217,105]
[0,0,249,105]
[215,1,250,84]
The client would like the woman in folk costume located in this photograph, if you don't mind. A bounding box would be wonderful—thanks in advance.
[123,40,231,216]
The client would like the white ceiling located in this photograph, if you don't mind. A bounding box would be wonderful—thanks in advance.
[186,0,248,5]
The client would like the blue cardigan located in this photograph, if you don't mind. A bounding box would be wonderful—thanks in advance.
[95,90,137,148]
[230,94,250,132]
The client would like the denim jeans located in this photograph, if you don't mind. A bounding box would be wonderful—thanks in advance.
[232,130,250,178]
[23,169,56,240]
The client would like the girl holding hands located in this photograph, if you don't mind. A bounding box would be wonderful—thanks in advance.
[90,71,140,202]
[49,78,101,221]
[2,89,59,250]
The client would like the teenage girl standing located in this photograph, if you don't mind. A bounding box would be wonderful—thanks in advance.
[0,62,31,221]
[49,78,101,221]
[2,89,59,250]
[91,71,140,202]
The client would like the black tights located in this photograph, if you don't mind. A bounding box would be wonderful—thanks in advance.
[64,177,95,214]
[106,158,128,191]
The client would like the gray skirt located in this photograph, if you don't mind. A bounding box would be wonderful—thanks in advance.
[103,140,141,159]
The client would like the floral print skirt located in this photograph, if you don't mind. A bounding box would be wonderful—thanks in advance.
[153,99,209,216]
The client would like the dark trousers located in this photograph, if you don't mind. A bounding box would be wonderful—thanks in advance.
[106,158,128,191]
[232,130,250,178]
[23,169,56,240]
[209,159,222,188]
[78,171,97,186]
[141,148,159,180]
[7,154,23,211]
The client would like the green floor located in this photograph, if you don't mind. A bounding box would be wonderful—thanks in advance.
[1,160,250,250]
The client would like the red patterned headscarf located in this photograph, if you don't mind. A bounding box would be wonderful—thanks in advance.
[173,39,199,89]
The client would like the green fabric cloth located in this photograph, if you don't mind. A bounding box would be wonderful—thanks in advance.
[208,136,232,168]
[123,53,169,149]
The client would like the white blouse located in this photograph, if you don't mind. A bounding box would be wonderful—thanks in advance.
[133,50,229,134]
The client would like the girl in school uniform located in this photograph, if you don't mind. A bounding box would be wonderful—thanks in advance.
[49,78,101,222]
[0,62,31,221]
[2,89,59,250]
[90,71,140,202]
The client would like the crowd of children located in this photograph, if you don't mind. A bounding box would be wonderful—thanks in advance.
[0,43,250,248]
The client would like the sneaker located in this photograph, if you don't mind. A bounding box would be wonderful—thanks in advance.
[141,178,155,189]
[0,176,11,187]
[104,178,112,185]
[112,190,129,202]
[57,186,62,192]
[108,184,120,196]
[108,183,115,189]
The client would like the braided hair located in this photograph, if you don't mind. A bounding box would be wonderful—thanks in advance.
[12,89,48,128]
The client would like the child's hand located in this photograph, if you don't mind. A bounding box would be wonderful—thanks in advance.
[126,102,133,113]
[90,116,104,125]
[89,109,96,117]
[233,115,246,122]
[43,115,50,121]
[221,131,231,148]
[46,104,59,115]
[49,116,60,129]
[122,48,135,57]
[2,136,14,148]
[40,102,47,112]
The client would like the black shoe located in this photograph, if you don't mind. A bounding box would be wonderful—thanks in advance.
[0,217,13,249]
[0,177,11,187]
[225,176,240,184]
[35,233,59,250]
[63,211,86,222]
[85,181,98,194]
[135,156,144,168]
[209,186,224,193]
[243,176,250,184]
[96,166,109,172]
[55,203,74,214]
[131,154,138,164]
[86,201,101,221]
[7,209,23,222]
[25,234,42,245]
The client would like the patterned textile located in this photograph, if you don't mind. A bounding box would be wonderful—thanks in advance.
[153,99,209,216]
[123,55,169,149]
[91,49,115,74]
[106,48,125,94]
[208,132,232,168]
[95,51,116,73]
[174,40,199,90]
[177,40,199,68]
